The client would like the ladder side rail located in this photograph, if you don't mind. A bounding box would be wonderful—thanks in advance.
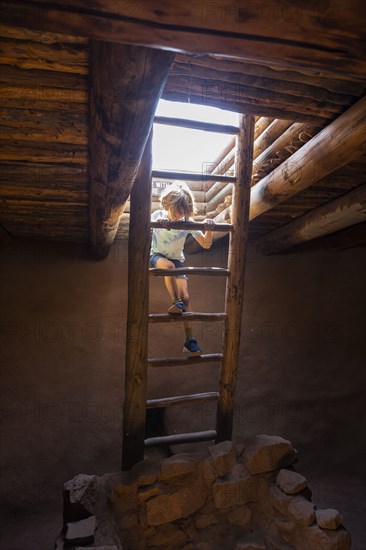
[122,132,153,470]
[216,114,255,442]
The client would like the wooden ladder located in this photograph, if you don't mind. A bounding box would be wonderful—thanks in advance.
[122,115,255,470]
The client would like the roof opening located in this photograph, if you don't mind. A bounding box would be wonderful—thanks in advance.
[153,100,239,174]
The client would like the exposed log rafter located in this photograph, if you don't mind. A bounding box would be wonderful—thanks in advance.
[2,0,366,79]
[88,41,174,259]
[257,184,366,253]
[250,96,366,221]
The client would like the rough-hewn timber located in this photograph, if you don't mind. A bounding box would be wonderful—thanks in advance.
[2,0,365,78]
[216,114,255,442]
[88,41,173,259]
[122,134,152,471]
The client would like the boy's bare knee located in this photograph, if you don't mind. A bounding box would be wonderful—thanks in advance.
[157,258,175,270]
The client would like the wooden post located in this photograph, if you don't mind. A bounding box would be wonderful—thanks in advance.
[216,114,255,442]
[122,133,152,470]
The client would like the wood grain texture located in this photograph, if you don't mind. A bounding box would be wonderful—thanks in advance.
[0,107,87,144]
[88,41,174,259]
[2,0,365,77]
[172,54,365,97]
[146,392,219,409]
[148,354,223,368]
[1,3,365,246]
[122,133,152,471]
[248,158,366,239]
[258,184,366,253]
[216,114,255,442]
[250,96,366,220]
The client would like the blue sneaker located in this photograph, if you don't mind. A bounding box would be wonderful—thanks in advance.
[183,337,202,355]
[168,300,186,314]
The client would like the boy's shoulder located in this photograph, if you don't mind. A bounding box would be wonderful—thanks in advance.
[151,209,166,220]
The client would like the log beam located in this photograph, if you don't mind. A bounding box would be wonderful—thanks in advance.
[253,120,293,160]
[88,41,173,259]
[257,184,366,253]
[2,0,365,79]
[250,96,366,221]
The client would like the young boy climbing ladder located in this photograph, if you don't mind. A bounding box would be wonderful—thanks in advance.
[150,182,215,355]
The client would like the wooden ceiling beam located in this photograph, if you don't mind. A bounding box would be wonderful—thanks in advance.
[252,123,320,183]
[2,0,365,79]
[257,184,366,253]
[160,90,330,126]
[167,61,358,108]
[250,96,366,221]
[173,55,366,94]
[88,41,173,259]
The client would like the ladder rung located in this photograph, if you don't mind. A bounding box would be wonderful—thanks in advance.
[150,267,230,277]
[149,312,226,323]
[147,392,219,409]
[152,170,236,183]
[148,353,223,368]
[150,221,233,232]
[153,116,240,135]
[144,430,217,447]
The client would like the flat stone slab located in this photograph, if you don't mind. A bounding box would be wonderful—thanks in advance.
[130,459,160,486]
[146,485,205,525]
[64,474,98,517]
[160,453,200,483]
[243,435,296,474]
[316,508,343,529]
[208,440,237,477]
[228,505,252,526]
[270,485,315,526]
[213,464,259,509]
[65,515,96,544]
[287,497,315,526]
[276,469,307,494]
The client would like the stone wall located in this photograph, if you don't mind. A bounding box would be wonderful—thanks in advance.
[56,435,351,550]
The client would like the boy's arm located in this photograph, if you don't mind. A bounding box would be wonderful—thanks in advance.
[151,209,171,229]
[191,219,215,249]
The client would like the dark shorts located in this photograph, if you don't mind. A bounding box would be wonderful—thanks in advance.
[150,253,187,279]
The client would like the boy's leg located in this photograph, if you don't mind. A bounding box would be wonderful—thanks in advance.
[155,257,180,301]
[176,278,191,313]
[155,257,185,313]
[176,278,201,354]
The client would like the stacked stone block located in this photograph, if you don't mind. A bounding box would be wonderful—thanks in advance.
[56,435,351,550]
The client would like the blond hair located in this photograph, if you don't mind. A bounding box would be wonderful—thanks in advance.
[160,181,195,220]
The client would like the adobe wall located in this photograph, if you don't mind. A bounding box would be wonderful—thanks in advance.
[0,237,365,542]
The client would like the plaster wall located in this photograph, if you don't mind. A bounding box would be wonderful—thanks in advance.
[0,237,365,547]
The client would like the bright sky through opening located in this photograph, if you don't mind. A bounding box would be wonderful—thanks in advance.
[153,100,239,174]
